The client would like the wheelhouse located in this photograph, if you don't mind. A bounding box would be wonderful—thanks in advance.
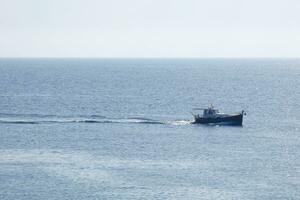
[203,107,219,118]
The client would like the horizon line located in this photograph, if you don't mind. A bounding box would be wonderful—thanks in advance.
[1,57,300,59]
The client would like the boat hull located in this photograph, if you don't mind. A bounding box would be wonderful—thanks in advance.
[193,114,243,126]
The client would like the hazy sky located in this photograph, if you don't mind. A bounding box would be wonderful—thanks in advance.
[0,0,300,58]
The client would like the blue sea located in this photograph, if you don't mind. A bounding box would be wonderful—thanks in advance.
[0,58,300,200]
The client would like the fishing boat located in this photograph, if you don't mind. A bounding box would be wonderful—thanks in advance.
[192,105,245,126]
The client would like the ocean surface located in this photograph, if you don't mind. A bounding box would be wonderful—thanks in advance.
[0,58,300,200]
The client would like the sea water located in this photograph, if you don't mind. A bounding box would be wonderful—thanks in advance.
[0,58,300,199]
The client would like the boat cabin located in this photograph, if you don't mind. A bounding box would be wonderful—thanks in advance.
[202,107,219,118]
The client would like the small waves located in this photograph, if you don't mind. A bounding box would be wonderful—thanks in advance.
[0,113,191,126]
[0,113,106,119]
[0,120,40,124]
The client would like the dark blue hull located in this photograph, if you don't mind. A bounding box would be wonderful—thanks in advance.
[193,114,243,126]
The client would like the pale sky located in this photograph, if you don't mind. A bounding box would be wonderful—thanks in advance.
[0,0,300,58]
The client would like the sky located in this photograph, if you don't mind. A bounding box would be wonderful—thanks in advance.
[0,0,300,58]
